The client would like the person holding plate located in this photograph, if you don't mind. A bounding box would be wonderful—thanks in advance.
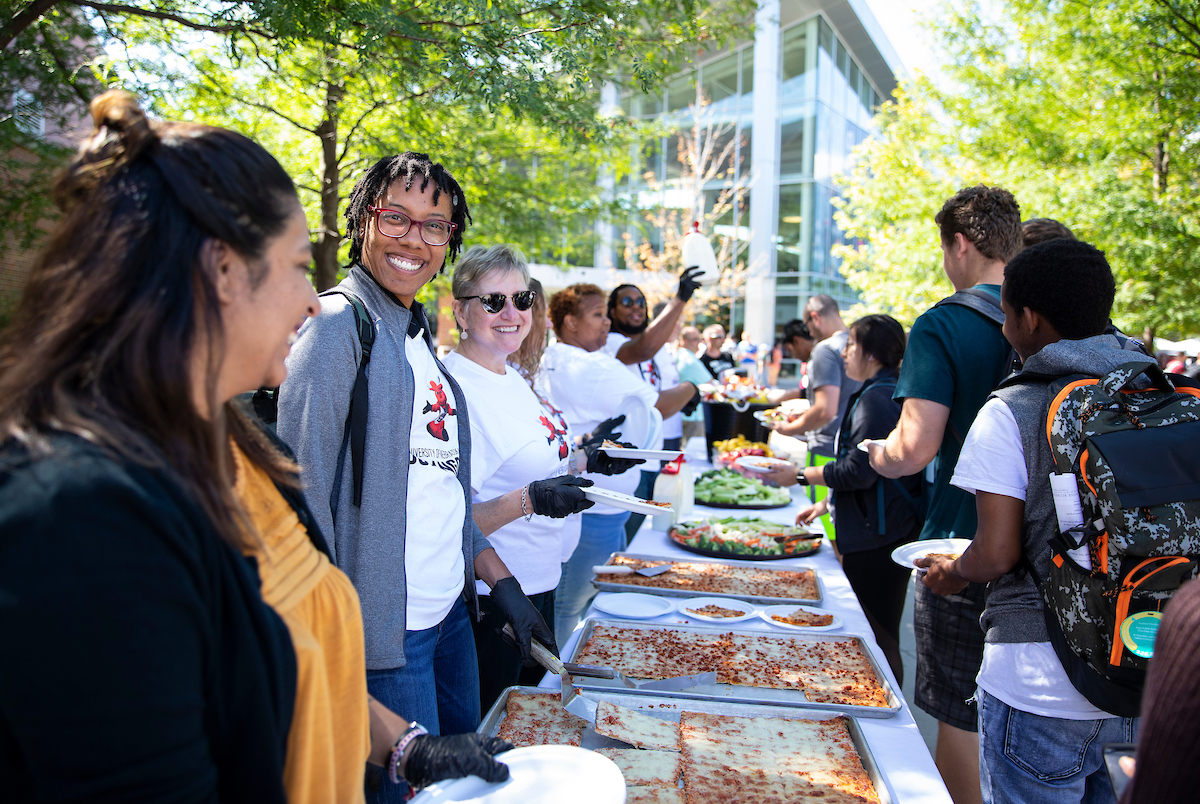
[759,314,921,680]
[539,283,700,645]
[443,245,639,711]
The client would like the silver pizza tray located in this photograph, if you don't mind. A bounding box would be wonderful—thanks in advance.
[481,685,894,804]
[590,551,824,606]
[564,618,902,718]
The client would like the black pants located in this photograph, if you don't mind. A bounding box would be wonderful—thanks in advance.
[624,436,682,542]
[841,541,915,682]
[471,589,556,716]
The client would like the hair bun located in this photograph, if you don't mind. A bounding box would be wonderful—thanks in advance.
[54,90,156,211]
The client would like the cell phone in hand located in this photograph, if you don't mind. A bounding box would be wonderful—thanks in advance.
[1103,742,1136,800]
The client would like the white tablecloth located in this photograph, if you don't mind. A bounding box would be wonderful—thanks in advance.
[544,469,952,804]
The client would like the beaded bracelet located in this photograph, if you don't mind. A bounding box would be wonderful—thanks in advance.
[388,721,428,785]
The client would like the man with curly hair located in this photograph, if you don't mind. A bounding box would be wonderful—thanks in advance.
[869,185,1022,804]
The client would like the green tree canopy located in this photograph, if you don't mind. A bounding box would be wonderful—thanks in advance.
[836,0,1200,342]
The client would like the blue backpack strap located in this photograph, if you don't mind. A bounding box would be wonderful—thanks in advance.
[320,289,375,512]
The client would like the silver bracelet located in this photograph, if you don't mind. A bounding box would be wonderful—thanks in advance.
[521,485,534,521]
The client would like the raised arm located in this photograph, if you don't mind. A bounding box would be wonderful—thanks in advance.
[867,397,948,479]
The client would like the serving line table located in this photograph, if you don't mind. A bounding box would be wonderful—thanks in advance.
[541,474,952,804]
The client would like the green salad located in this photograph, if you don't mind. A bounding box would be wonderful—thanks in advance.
[694,468,793,507]
[670,516,820,557]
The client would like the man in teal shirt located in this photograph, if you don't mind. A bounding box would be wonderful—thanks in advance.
[868,186,1020,804]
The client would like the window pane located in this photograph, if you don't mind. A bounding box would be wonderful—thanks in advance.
[665,131,682,181]
[641,139,661,183]
[668,72,696,112]
[741,46,754,101]
[782,24,808,82]
[738,116,752,178]
[701,53,738,104]
[636,90,663,117]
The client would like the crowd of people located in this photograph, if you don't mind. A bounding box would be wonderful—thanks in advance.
[1,90,1196,804]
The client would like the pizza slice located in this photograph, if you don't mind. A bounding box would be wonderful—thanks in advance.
[594,700,681,751]
[626,786,686,804]
[594,748,682,786]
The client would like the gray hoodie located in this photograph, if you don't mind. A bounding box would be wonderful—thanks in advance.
[981,334,1156,644]
[278,266,491,670]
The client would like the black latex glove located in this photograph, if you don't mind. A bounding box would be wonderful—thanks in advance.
[680,383,703,416]
[528,476,595,518]
[582,438,645,475]
[402,733,513,790]
[676,265,705,302]
[491,575,559,665]
[587,415,626,444]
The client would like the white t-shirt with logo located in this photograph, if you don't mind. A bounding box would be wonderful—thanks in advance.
[952,397,1117,720]
[404,330,466,630]
[603,332,680,443]
[442,351,571,596]
[538,341,661,514]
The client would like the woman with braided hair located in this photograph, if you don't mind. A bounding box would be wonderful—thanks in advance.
[0,92,510,802]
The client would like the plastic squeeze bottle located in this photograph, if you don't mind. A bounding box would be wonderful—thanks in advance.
[681,222,719,285]
[652,456,694,530]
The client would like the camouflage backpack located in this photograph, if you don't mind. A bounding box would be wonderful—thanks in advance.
[1001,360,1200,717]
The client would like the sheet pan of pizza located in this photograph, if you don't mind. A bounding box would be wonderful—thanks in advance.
[590,552,823,605]
[564,619,901,718]
[479,686,893,804]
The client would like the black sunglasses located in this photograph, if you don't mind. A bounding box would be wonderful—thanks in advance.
[456,290,537,314]
[619,295,647,309]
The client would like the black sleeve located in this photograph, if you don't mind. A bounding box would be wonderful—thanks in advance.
[0,461,224,802]
[821,387,900,492]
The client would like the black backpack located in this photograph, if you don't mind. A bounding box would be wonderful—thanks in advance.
[252,289,375,509]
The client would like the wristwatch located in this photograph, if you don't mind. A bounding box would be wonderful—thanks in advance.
[796,468,810,486]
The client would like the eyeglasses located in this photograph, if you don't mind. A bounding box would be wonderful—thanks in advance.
[619,295,647,309]
[456,291,537,314]
[367,205,457,246]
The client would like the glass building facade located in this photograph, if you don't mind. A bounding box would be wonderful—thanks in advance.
[603,1,899,343]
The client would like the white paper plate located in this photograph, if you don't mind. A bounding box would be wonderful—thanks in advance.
[891,538,973,571]
[592,593,676,619]
[753,409,794,425]
[411,745,625,804]
[759,604,843,631]
[856,438,887,453]
[600,446,683,461]
[734,455,791,473]
[582,487,672,517]
[611,394,661,451]
[676,596,759,623]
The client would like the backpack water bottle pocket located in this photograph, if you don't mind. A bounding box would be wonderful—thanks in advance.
[1107,556,1194,670]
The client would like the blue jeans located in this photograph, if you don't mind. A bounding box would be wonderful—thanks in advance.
[554,510,631,646]
[978,688,1138,804]
[365,597,481,803]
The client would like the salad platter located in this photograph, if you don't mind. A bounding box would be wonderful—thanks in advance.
[694,468,792,509]
[669,515,822,560]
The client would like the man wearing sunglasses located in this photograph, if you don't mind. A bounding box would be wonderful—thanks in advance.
[602,270,705,539]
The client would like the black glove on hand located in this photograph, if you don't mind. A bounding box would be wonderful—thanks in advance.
[582,438,645,475]
[402,733,512,790]
[587,414,626,444]
[676,265,705,302]
[680,383,703,416]
[491,575,559,665]
[528,476,595,518]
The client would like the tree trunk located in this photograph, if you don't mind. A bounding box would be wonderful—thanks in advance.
[312,75,344,291]
[1152,139,1169,198]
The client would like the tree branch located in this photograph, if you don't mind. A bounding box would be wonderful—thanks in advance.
[65,0,273,38]
[1,0,61,50]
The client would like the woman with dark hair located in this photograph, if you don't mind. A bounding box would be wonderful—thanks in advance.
[540,284,699,644]
[761,314,922,680]
[278,154,554,802]
[0,92,510,802]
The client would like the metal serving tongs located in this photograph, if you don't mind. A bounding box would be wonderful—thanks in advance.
[503,625,717,723]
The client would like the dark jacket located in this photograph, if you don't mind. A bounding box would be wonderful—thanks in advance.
[0,433,296,803]
[823,369,923,554]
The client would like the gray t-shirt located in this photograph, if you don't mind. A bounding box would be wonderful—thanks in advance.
[805,329,862,457]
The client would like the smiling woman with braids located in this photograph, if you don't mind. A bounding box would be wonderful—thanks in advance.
[0,93,511,802]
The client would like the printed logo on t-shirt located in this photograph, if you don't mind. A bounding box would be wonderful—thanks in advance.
[638,358,660,389]
[421,380,456,441]
[536,397,570,459]
[410,445,460,475]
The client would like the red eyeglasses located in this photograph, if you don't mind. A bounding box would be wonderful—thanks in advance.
[367,205,457,246]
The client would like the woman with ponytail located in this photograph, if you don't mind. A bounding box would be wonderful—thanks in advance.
[0,92,509,802]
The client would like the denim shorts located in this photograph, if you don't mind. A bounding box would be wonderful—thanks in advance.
[978,688,1138,804]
